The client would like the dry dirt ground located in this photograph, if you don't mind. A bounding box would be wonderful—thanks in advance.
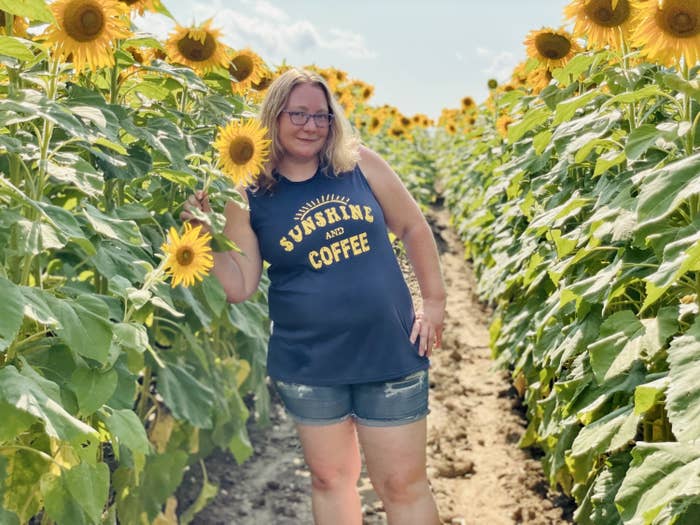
[176,205,575,524]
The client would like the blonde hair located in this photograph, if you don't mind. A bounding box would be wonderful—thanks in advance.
[256,68,360,190]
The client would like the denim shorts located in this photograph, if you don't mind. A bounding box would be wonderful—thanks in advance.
[272,369,430,427]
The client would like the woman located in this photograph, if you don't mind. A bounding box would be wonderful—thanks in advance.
[181,68,445,525]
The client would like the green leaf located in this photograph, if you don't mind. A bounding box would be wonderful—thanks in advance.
[666,319,700,441]
[115,451,188,523]
[574,451,630,525]
[82,203,146,247]
[0,366,97,442]
[158,362,215,429]
[100,409,151,455]
[64,462,110,522]
[603,84,666,106]
[616,442,700,524]
[46,294,113,363]
[71,367,118,415]
[634,374,670,415]
[589,309,675,383]
[507,107,551,143]
[567,406,639,487]
[626,124,660,161]
[0,0,54,22]
[0,401,36,441]
[0,276,23,352]
[42,474,87,525]
[593,150,625,177]
[0,36,34,61]
[660,72,700,102]
[552,90,600,126]
[635,152,700,225]
[642,229,700,312]
[2,449,48,522]
[113,322,150,353]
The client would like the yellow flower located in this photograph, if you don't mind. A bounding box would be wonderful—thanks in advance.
[527,66,553,93]
[496,114,515,138]
[565,0,636,50]
[161,223,214,288]
[214,119,270,185]
[524,27,582,69]
[118,0,160,15]
[165,19,228,74]
[42,0,131,73]
[0,10,28,37]
[630,0,700,67]
[229,48,265,94]
[461,96,476,111]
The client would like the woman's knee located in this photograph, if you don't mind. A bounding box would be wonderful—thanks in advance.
[308,461,361,492]
[374,468,429,504]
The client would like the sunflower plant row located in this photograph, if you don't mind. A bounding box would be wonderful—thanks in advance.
[438,1,700,523]
[0,1,274,523]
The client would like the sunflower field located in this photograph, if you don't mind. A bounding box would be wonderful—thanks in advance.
[1,0,700,524]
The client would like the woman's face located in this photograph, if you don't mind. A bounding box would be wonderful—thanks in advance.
[277,83,331,163]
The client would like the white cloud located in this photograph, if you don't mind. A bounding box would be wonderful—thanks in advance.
[134,0,375,65]
[475,47,518,82]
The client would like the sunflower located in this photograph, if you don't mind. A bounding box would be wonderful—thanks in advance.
[496,114,515,138]
[630,0,700,67]
[368,115,383,134]
[214,119,270,185]
[161,223,213,288]
[524,27,582,69]
[42,0,131,73]
[118,0,160,15]
[0,10,28,37]
[565,0,636,50]
[461,96,476,111]
[527,66,553,93]
[229,48,265,94]
[165,19,228,74]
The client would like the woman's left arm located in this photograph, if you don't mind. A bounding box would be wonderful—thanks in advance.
[358,145,446,357]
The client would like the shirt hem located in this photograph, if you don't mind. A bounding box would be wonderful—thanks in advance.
[268,361,430,387]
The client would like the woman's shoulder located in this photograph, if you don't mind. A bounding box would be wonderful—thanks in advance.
[356,145,392,182]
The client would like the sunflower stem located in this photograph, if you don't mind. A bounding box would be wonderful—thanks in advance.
[682,60,693,156]
[109,62,120,105]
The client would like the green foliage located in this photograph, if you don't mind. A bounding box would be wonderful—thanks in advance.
[441,48,700,524]
[0,6,269,523]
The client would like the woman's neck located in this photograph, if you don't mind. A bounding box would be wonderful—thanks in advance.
[277,157,319,182]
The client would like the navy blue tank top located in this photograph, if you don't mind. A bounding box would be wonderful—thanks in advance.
[246,163,428,385]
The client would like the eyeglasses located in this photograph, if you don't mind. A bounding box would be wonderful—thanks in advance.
[282,110,334,128]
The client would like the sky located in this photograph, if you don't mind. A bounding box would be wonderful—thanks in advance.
[136,0,573,119]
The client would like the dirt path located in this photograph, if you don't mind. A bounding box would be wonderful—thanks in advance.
[177,205,574,524]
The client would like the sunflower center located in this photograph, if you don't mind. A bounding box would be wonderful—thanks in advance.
[177,33,216,62]
[535,32,572,59]
[63,0,105,42]
[229,137,255,165]
[664,7,700,37]
[230,55,254,81]
[176,246,194,266]
[252,75,272,90]
[585,0,630,27]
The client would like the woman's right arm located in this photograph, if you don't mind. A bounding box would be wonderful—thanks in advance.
[181,190,263,303]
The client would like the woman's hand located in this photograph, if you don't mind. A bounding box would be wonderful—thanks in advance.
[180,190,212,233]
[409,297,445,357]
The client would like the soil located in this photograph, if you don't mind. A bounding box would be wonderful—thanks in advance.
[175,204,575,524]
